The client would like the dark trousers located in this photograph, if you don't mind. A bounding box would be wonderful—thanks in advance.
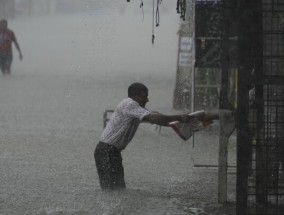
[94,142,126,190]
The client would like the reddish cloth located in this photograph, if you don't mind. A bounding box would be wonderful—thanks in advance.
[0,29,16,55]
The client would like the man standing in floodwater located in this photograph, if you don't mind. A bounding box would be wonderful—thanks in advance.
[94,82,235,190]
[0,19,23,75]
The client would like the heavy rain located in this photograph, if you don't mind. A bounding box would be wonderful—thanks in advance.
[1,0,242,214]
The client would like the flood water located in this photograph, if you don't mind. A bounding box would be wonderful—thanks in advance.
[0,2,236,214]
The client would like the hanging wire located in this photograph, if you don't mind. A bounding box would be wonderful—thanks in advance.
[156,0,161,27]
[152,0,163,44]
[140,0,144,22]
[152,0,155,44]
[176,0,180,13]
[176,0,186,21]
[181,0,186,20]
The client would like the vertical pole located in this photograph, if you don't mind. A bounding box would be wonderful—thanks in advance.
[218,121,229,203]
[191,0,195,114]
[173,32,183,109]
[173,0,194,111]
[236,0,253,213]
[218,0,231,204]
[191,0,195,147]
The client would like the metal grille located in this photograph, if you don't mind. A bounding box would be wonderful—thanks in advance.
[238,0,284,214]
[247,85,284,214]
[263,0,284,76]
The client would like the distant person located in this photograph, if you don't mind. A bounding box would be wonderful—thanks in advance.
[94,82,235,190]
[0,19,23,75]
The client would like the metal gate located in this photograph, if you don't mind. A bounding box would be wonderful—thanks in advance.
[237,0,284,214]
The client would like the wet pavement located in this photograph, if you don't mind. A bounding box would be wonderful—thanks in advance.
[0,4,236,215]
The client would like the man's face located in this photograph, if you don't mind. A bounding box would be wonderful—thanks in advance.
[0,21,7,31]
[134,91,149,108]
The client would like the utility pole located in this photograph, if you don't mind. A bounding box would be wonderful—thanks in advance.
[173,0,195,111]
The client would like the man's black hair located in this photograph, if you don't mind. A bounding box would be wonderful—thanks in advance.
[128,82,148,97]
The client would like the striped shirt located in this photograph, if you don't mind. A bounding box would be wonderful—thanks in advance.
[100,98,150,151]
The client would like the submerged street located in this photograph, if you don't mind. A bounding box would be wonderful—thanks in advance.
[0,4,236,215]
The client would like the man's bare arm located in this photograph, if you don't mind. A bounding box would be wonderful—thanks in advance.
[142,110,221,127]
[13,36,23,60]
[143,113,191,126]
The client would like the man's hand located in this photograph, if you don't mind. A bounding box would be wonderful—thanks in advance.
[202,119,213,127]
[180,114,207,125]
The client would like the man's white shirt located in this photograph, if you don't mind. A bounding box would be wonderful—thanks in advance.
[100,98,150,151]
